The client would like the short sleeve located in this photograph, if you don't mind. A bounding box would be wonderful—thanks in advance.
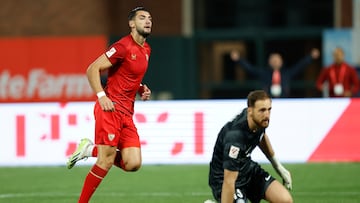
[222,130,246,171]
[105,43,126,65]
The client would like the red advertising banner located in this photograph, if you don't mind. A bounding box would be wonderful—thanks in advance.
[0,36,107,102]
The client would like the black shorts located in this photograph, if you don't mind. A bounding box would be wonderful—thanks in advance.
[211,162,275,203]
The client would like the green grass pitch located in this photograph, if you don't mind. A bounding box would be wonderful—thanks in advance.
[0,163,359,203]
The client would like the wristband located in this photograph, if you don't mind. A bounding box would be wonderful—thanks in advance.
[96,91,106,99]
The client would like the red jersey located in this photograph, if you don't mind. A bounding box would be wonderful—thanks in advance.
[104,35,151,115]
[316,62,359,97]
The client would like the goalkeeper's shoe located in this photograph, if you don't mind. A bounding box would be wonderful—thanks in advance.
[67,138,93,169]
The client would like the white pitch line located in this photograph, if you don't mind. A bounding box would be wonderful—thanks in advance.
[0,191,212,199]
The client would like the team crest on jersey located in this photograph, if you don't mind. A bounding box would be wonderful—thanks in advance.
[131,54,137,60]
[229,145,240,159]
[145,54,149,61]
[106,47,116,58]
[108,134,115,141]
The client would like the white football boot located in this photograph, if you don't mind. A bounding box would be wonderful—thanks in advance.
[66,138,93,169]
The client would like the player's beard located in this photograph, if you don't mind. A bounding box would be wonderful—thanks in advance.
[252,117,269,129]
[137,28,151,38]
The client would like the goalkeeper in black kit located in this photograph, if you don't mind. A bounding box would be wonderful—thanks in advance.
[208,90,293,203]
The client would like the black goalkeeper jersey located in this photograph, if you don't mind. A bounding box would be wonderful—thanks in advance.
[208,108,265,191]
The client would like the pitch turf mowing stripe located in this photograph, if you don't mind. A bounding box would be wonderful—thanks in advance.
[1,191,359,199]
[0,191,212,199]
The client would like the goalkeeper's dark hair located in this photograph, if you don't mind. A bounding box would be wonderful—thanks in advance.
[128,6,149,20]
[247,90,271,107]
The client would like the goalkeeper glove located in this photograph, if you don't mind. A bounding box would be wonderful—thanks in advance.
[269,156,292,190]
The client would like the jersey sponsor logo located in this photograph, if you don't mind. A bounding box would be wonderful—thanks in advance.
[265,174,271,181]
[229,145,240,159]
[105,47,116,58]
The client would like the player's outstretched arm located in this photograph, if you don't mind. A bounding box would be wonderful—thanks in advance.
[259,134,292,190]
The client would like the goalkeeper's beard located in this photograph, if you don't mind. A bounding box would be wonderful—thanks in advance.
[253,118,269,129]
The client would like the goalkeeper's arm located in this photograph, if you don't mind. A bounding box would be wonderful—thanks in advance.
[259,133,292,190]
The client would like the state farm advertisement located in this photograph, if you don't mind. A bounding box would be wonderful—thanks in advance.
[0,37,107,102]
[0,99,359,166]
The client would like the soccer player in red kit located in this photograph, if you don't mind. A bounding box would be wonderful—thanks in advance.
[66,7,152,202]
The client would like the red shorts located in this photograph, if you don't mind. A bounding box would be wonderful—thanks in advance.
[94,102,140,149]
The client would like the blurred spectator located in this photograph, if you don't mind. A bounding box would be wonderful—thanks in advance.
[316,47,359,97]
[230,48,320,98]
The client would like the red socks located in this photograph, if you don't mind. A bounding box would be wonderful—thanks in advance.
[78,164,108,203]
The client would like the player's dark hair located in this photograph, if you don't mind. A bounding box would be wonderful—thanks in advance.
[128,6,148,20]
[247,90,271,107]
